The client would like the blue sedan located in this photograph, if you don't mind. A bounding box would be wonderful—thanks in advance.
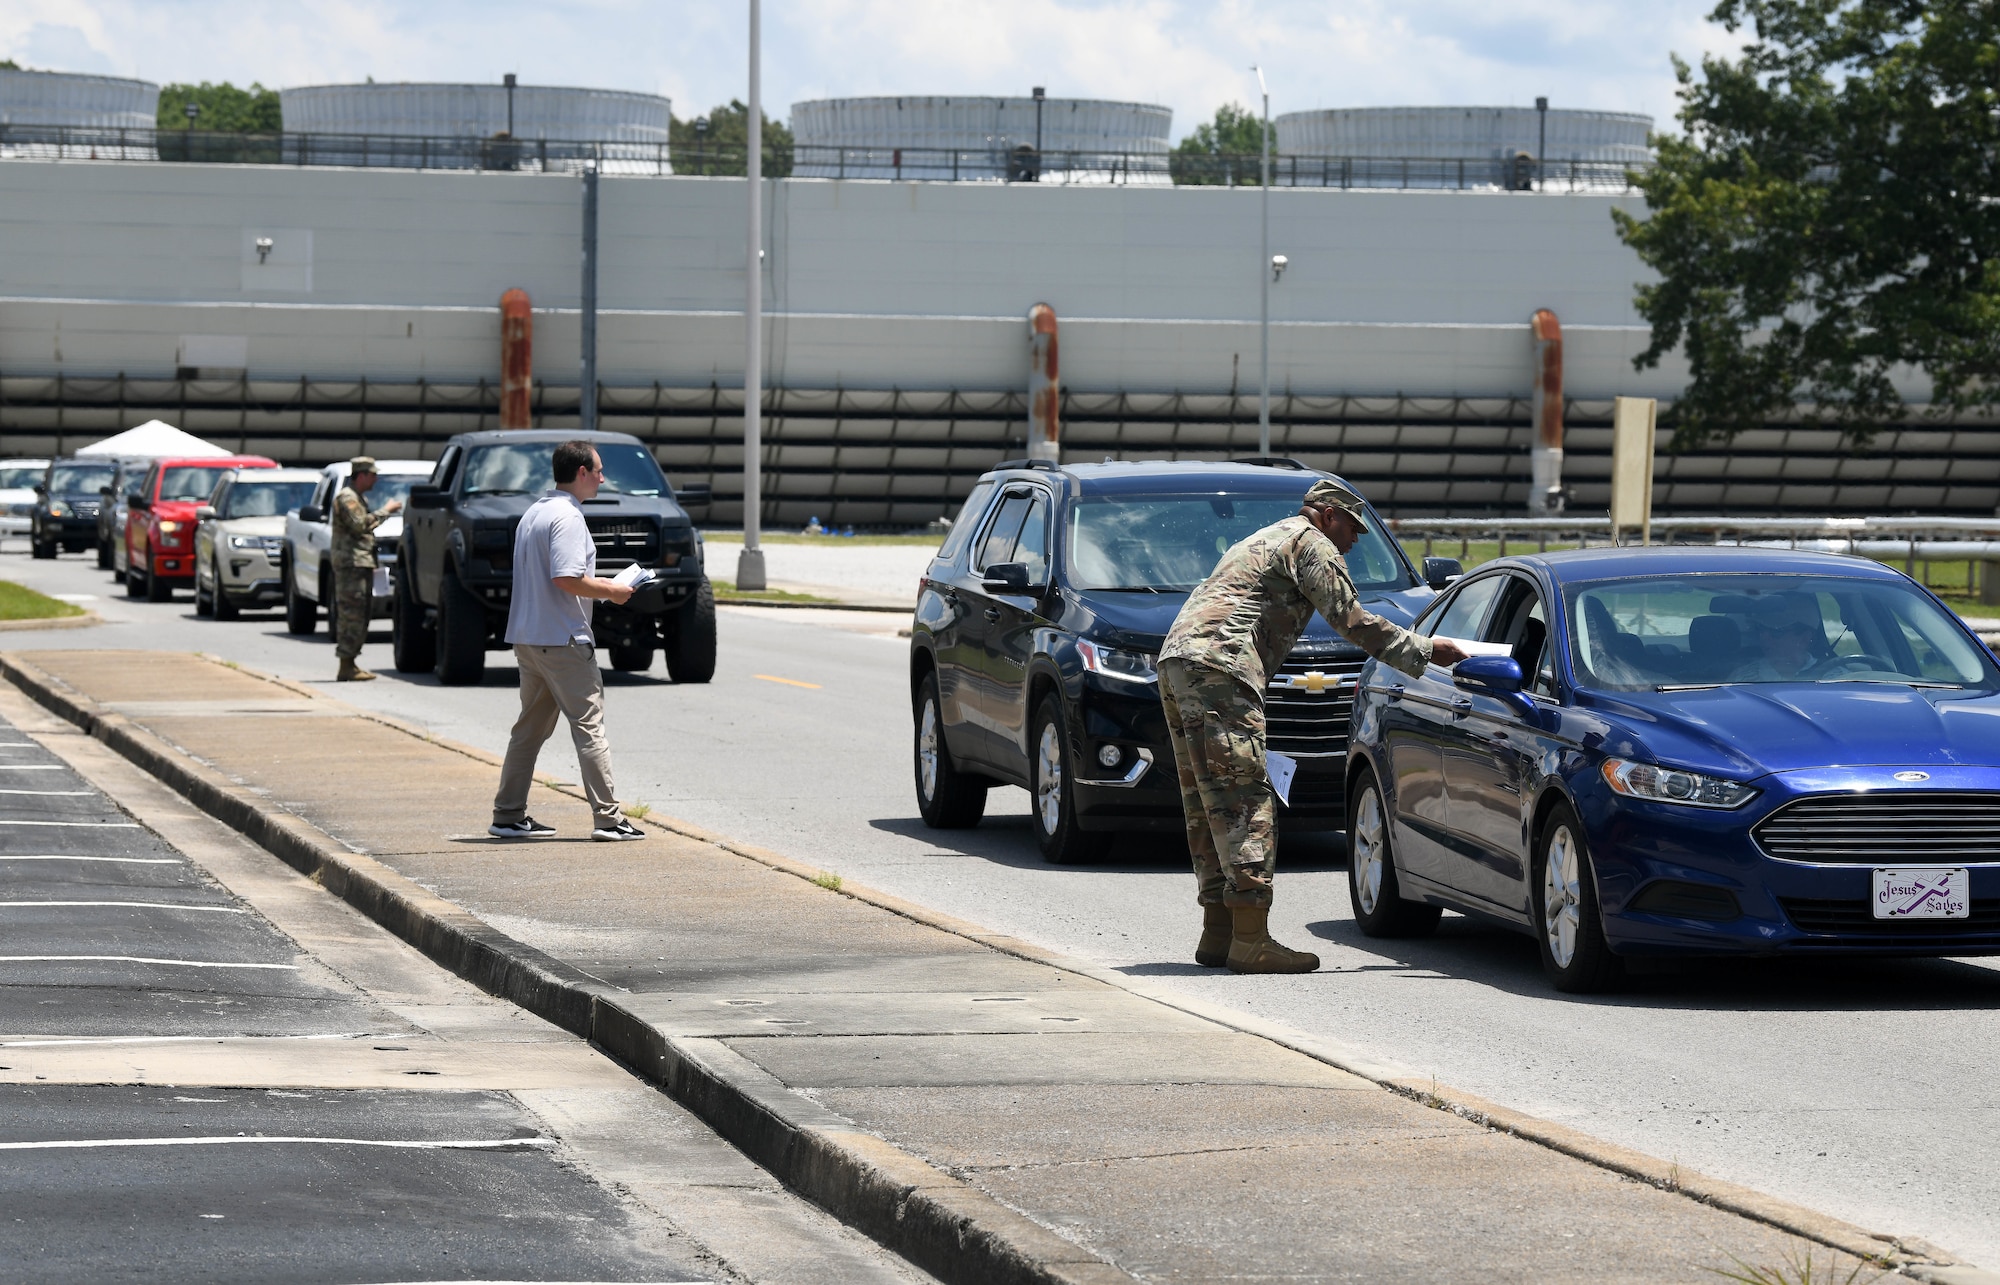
[1344,546,2000,992]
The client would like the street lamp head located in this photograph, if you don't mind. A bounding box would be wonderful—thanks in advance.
[505,73,517,89]
[1032,86,1044,100]
[1536,96,1548,111]
[1251,64,1268,98]
[694,116,708,136]
[1271,253,1289,282]
[183,101,199,122]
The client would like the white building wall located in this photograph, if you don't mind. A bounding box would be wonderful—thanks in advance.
[0,158,1692,400]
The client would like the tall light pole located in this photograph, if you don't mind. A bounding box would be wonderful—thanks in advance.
[736,0,767,590]
[1254,65,1271,457]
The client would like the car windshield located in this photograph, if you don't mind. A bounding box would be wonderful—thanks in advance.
[222,481,317,519]
[48,463,114,494]
[1568,574,1999,691]
[461,443,666,497]
[1065,493,1410,591]
[159,466,233,503]
[0,467,44,490]
[360,474,420,512]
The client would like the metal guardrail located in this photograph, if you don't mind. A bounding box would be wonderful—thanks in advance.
[0,123,1649,190]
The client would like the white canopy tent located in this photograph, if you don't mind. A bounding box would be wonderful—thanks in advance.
[74,420,232,458]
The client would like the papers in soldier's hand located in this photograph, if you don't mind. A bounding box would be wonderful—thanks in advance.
[1448,639,1515,659]
[1267,750,1297,807]
[611,563,655,589]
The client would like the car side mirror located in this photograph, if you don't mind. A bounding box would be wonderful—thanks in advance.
[195,506,217,520]
[1423,557,1463,591]
[408,485,449,510]
[1454,654,1536,715]
[297,504,323,524]
[129,496,150,512]
[98,485,112,496]
[675,482,712,508]
[32,484,46,495]
[982,561,1037,593]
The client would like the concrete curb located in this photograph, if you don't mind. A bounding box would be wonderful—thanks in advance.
[0,651,1135,1285]
[0,609,102,632]
[9,650,1980,1280]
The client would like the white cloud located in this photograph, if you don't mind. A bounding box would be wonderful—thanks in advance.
[0,0,1743,137]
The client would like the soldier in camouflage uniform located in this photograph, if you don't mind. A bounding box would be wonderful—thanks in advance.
[331,457,403,682]
[1159,479,1468,973]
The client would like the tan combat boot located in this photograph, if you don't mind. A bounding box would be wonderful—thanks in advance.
[336,658,377,682]
[1194,902,1232,968]
[1226,904,1320,974]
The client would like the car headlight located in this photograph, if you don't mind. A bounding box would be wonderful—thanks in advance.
[228,534,281,551]
[1601,758,1758,809]
[1076,639,1158,684]
[158,520,183,534]
[9,502,31,517]
[47,502,66,517]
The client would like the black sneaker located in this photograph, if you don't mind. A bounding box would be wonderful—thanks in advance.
[488,816,557,839]
[592,818,646,842]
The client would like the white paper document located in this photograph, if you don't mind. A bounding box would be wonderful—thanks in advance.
[610,563,655,589]
[1266,750,1297,808]
[1449,639,1516,658]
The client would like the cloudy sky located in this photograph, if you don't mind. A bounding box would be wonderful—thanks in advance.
[2,0,1740,140]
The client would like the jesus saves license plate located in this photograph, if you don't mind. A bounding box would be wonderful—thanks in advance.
[1872,868,1970,920]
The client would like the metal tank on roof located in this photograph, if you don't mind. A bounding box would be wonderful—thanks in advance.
[1274,106,1652,190]
[0,69,159,159]
[790,95,1172,184]
[279,81,672,173]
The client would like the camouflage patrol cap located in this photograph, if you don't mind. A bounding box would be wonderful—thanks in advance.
[349,456,378,476]
[1302,479,1371,533]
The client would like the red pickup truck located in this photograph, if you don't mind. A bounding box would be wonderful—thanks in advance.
[123,455,276,602]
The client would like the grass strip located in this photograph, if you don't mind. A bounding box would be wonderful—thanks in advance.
[702,531,945,548]
[0,581,84,621]
[712,585,845,606]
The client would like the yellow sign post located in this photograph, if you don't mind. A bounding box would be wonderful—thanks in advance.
[1609,396,1658,546]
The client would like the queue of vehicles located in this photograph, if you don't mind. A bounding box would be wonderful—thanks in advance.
[22,431,717,686]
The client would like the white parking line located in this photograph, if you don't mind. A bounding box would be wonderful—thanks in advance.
[0,765,68,771]
[0,900,245,913]
[3,1032,376,1048]
[0,1135,555,1152]
[0,789,95,796]
[0,956,297,970]
[0,820,140,828]
[0,855,179,864]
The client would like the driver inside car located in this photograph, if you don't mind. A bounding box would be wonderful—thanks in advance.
[1732,595,1826,681]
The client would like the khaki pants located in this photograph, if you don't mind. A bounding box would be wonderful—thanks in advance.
[493,642,619,829]
[1159,657,1277,909]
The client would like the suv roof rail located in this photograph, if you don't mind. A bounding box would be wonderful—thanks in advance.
[1230,456,1317,470]
[990,458,1063,472]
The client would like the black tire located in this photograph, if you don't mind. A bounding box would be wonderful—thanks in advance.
[1345,768,1443,937]
[433,567,487,686]
[210,556,239,621]
[1533,802,1624,994]
[96,540,112,570]
[1028,693,1111,865]
[193,563,214,617]
[391,568,435,674]
[123,562,144,597]
[283,556,318,634]
[609,644,654,672]
[914,672,988,829]
[145,564,173,603]
[30,539,55,560]
[663,578,717,684]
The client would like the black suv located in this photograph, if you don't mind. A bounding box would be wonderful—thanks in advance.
[30,457,116,559]
[909,459,1459,863]
[392,429,715,686]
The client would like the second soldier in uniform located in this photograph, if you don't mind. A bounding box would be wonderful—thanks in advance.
[1159,479,1468,973]
[330,457,403,682]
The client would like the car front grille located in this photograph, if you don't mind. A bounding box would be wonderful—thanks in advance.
[1754,793,2000,864]
[586,518,658,569]
[1266,656,1367,759]
[1780,897,2000,936]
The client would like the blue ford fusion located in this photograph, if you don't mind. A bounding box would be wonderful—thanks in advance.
[1345,546,2000,992]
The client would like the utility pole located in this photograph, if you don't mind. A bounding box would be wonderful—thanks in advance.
[1535,96,1548,192]
[736,0,767,590]
[579,158,599,434]
[1033,85,1044,154]
[504,73,517,136]
[1255,66,1271,457]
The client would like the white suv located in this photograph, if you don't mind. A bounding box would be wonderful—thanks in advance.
[282,459,431,637]
[193,469,322,620]
[0,458,51,542]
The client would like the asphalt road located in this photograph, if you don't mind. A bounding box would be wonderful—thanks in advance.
[10,547,2000,1269]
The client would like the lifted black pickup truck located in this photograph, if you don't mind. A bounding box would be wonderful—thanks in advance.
[391,429,715,686]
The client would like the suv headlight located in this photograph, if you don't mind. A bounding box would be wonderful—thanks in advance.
[47,501,67,517]
[1076,639,1158,684]
[228,534,281,551]
[1601,759,1758,809]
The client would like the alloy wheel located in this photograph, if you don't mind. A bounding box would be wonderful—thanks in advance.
[1352,786,1387,915]
[918,697,941,802]
[1035,720,1064,835]
[1543,823,1582,968]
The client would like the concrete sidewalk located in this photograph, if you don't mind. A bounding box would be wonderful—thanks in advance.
[2,648,1975,1285]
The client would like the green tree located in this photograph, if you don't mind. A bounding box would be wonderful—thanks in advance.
[157,81,282,132]
[668,100,793,178]
[1171,103,1274,185]
[1615,0,2000,448]
[0,59,21,70]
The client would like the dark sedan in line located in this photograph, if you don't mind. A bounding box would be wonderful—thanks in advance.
[1344,547,2000,991]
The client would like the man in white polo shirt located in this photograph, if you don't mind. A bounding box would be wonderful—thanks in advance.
[489,439,646,842]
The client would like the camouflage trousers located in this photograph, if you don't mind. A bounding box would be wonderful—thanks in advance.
[333,566,373,661]
[1158,657,1276,909]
